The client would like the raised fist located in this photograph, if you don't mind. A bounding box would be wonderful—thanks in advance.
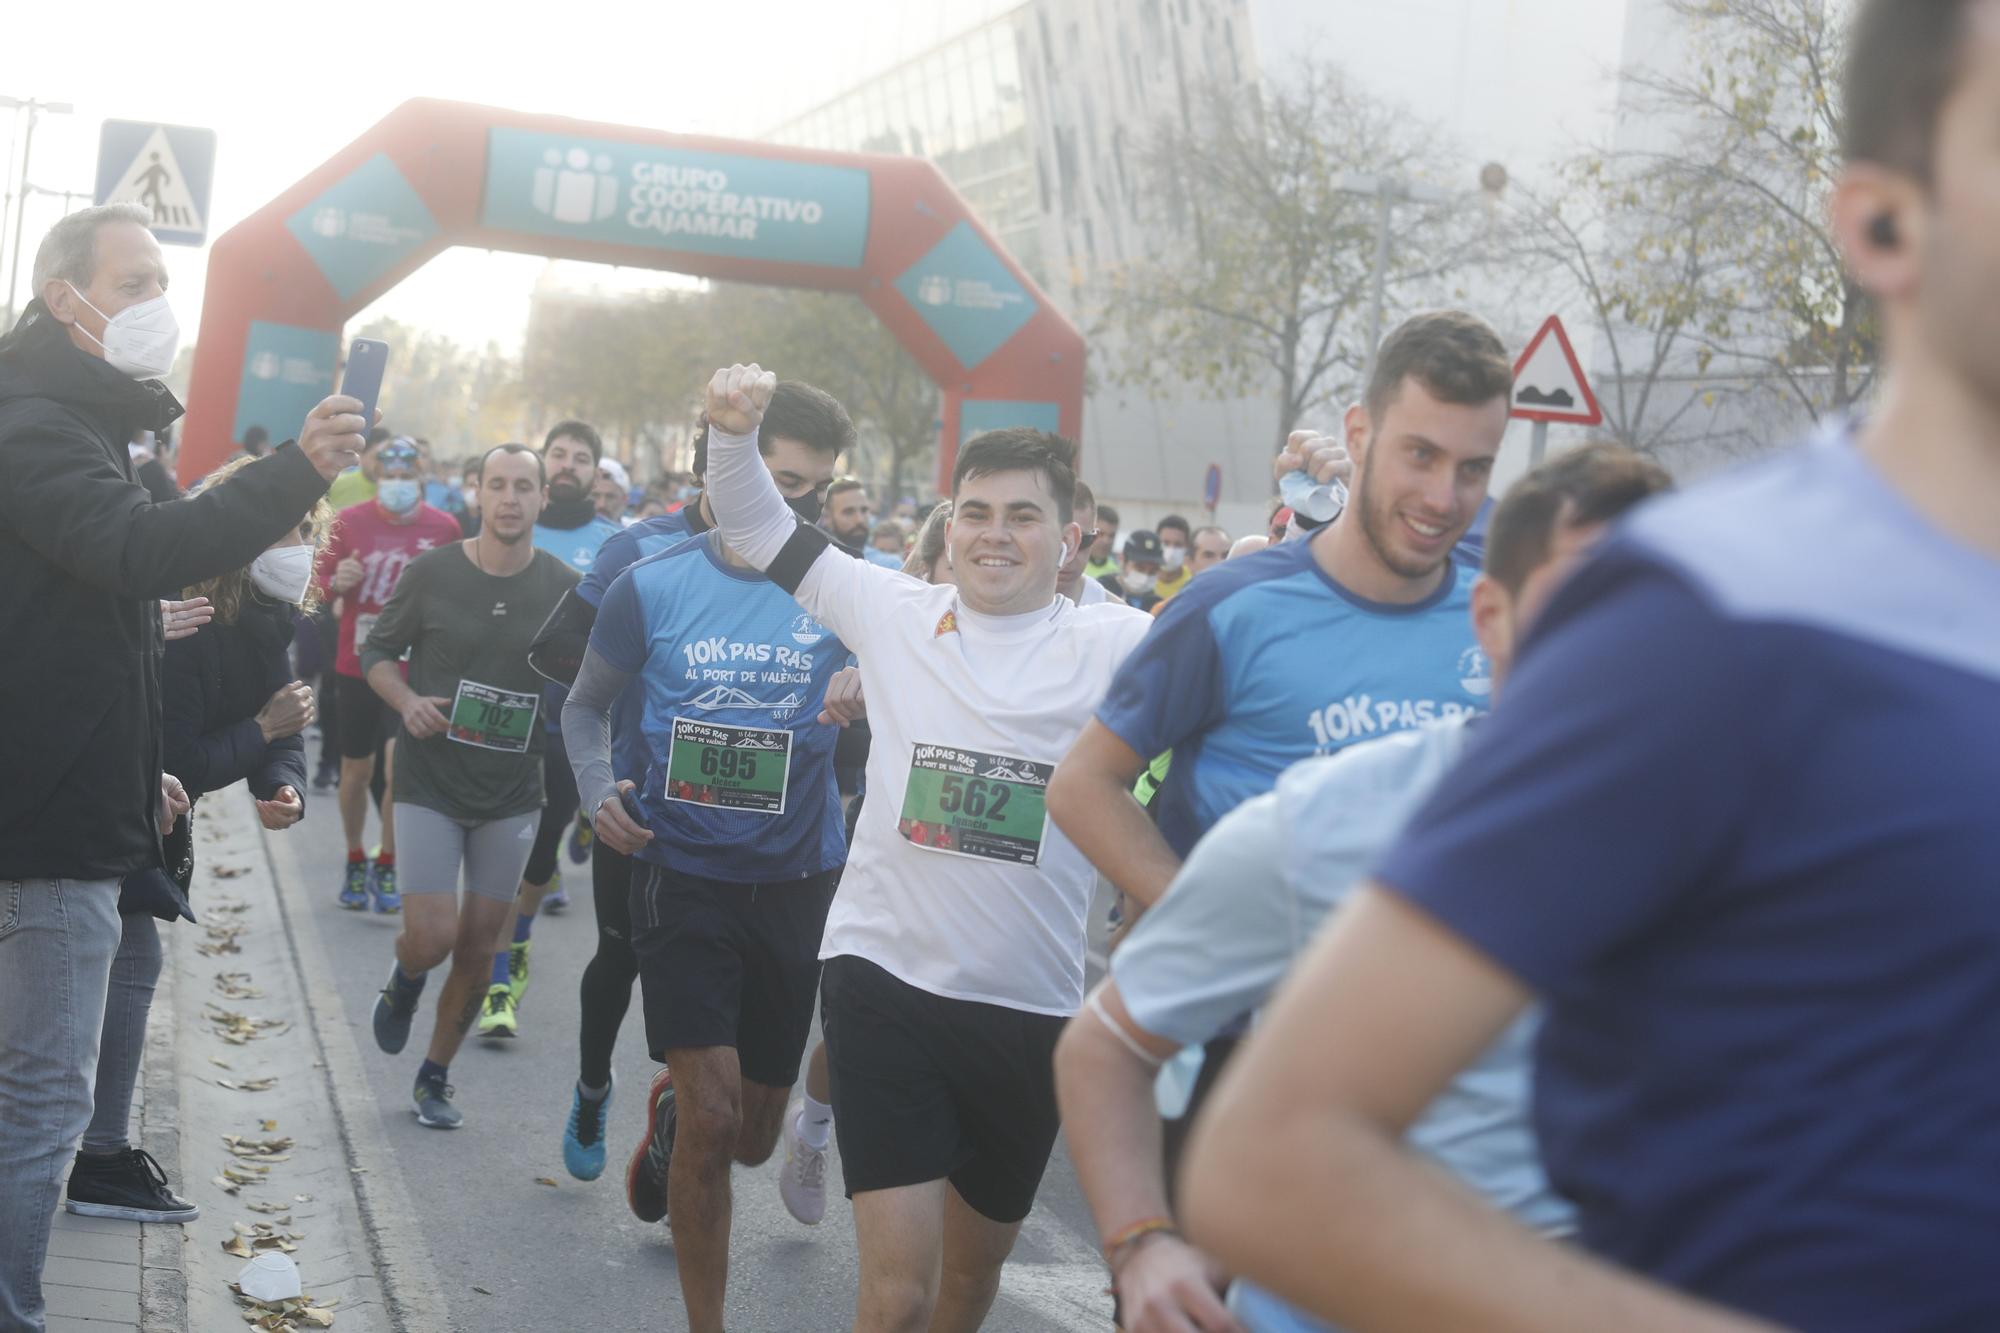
[704,363,778,436]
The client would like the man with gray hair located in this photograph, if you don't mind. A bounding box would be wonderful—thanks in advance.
[0,203,366,1331]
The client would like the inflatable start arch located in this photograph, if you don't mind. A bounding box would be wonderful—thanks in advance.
[182,98,1085,490]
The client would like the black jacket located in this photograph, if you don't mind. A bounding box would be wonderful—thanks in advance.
[0,301,330,880]
[162,594,308,806]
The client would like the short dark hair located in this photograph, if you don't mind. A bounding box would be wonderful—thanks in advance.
[1073,480,1097,524]
[760,381,855,459]
[1096,503,1119,528]
[1157,514,1191,538]
[952,429,1078,524]
[477,441,546,486]
[1364,310,1513,424]
[543,420,602,465]
[1841,0,1974,181]
[1483,442,1673,594]
[827,477,867,501]
[240,425,269,451]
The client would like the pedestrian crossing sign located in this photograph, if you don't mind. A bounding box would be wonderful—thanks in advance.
[94,121,217,247]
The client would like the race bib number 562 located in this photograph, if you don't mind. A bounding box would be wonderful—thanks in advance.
[897,744,1051,865]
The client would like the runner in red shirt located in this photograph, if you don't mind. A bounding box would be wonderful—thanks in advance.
[314,440,461,911]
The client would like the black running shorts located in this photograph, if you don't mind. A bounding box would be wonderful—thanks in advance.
[819,954,1065,1225]
[629,861,837,1089]
[333,672,396,761]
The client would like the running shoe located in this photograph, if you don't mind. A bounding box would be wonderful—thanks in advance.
[506,939,531,1005]
[778,1100,828,1226]
[625,1067,676,1223]
[65,1148,200,1223]
[372,963,424,1055]
[412,1071,461,1129]
[566,811,594,864]
[476,985,517,1040]
[563,1076,615,1181]
[542,870,570,914]
[338,859,369,910]
[367,859,400,914]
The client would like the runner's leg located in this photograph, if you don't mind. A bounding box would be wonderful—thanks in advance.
[931,1184,1022,1333]
[663,1044,745,1333]
[851,1181,948,1333]
[429,812,537,1068]
[577,841,638,1088]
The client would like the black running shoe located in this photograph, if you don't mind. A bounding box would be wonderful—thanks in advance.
[66,1148,200,1223]
[372,963,424,1055]
[412,1071,462,1129]
[624,1067,676,1223]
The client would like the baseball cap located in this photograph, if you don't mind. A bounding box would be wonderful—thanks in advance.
[598,458,631,491]
[378,438,419,467]
[1123,530,1164,563]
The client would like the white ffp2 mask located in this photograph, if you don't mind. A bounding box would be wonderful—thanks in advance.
[66,282,181,381]
[250,546,316,605]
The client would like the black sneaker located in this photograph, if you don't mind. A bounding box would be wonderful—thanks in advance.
[66,1148,200,1223]
[373,963,424,1055]
[624,1066,676,1223]
[412,1071,462,1129]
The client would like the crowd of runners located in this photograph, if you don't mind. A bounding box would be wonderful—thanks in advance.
[4,4,1999,1330]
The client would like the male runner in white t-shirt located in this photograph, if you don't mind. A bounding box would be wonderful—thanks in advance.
[700,362,1151,1332]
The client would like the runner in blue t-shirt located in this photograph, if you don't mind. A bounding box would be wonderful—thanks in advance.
[1176,14,2000,1324]
[560,382,856,1333]
[477,421,625,1039]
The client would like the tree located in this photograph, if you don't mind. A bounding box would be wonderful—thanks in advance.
[357,316,530,460]
[1097,61,1472,448]
[1613,0,1874,426]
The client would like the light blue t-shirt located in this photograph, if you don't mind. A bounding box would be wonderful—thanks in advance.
[862,544,902,570]
[1095,536,1485,857]
[590,531,850,882]
[1115,715,1570,1332]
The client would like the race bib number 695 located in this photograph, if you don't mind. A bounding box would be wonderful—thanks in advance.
[897,744,1051,865]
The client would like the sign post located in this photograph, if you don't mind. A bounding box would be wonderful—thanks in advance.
[94,120,216,247]
[1508,314,1602,463]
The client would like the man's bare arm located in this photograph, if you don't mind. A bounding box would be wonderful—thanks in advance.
[1180,886,1783,1333]
[1048,720,1184,907]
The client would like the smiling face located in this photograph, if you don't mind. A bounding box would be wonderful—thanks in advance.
[479,449,547,544]
[543,433,598,503]
[946,467,1080,616]
[1348,377,1505,582]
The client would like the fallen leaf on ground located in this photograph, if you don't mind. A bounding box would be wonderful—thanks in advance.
[261,1119,279,1132]
[218,1077,278,1092]
[213,864,251,878]
[471,1286,492,1295]
[534,1177,559,1187]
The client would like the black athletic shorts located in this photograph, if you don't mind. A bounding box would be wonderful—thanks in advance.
[333,672,396,760]
[629,861,837,1089]
[820,954,1065,1225]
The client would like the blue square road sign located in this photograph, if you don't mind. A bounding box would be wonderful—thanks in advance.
[95,120,217,247]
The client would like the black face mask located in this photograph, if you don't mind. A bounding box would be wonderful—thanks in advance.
[787,490,823,524]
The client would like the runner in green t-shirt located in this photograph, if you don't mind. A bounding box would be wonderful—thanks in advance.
[361,442,578,1128]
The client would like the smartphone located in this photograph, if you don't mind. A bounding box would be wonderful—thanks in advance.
[338,338,390,432]
[619,786,646,824]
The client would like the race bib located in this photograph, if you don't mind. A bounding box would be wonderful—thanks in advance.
[665,718,791,815]
[446,679,539,752]
[897,744,1050,865]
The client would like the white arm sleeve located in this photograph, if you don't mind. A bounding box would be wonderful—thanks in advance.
[702,423,797,571]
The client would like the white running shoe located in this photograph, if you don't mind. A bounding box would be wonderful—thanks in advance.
[778,1100,828,1226]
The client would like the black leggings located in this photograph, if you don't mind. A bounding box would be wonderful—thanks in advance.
[577,840,640,1088]
[524,730,581,886]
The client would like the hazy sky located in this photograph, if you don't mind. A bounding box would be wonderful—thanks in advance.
[0,0,1016,345]
[2,0,1628,354]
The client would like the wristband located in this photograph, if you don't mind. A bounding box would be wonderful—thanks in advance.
[1102,1216,1178,1271]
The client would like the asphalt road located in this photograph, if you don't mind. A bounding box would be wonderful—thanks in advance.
[272,750,1115,1332]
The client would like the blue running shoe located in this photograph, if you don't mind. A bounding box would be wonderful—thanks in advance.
[566,811,594,865]
[368,859,400,914]
[338,859,369,910]
[413,1071,461,1129]
[372,963,424,1055]
[564,1077,614,1180]
[542,870,569,914]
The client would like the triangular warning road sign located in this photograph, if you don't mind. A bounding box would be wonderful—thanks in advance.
[102,127,206,237]
[1510,315,1602,425]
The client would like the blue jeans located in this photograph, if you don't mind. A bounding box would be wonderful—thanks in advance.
[0,878,121,1333]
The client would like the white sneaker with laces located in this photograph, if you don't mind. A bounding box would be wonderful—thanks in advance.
[778,1100,828,1226]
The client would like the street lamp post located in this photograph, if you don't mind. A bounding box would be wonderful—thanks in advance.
[1,96,76,328]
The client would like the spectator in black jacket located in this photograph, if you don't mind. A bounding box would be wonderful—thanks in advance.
[0,202,365,1332]
[64,459,334,1225]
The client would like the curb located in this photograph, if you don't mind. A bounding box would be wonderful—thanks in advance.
[139,945,188,1330]
[255,795,459,1333]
